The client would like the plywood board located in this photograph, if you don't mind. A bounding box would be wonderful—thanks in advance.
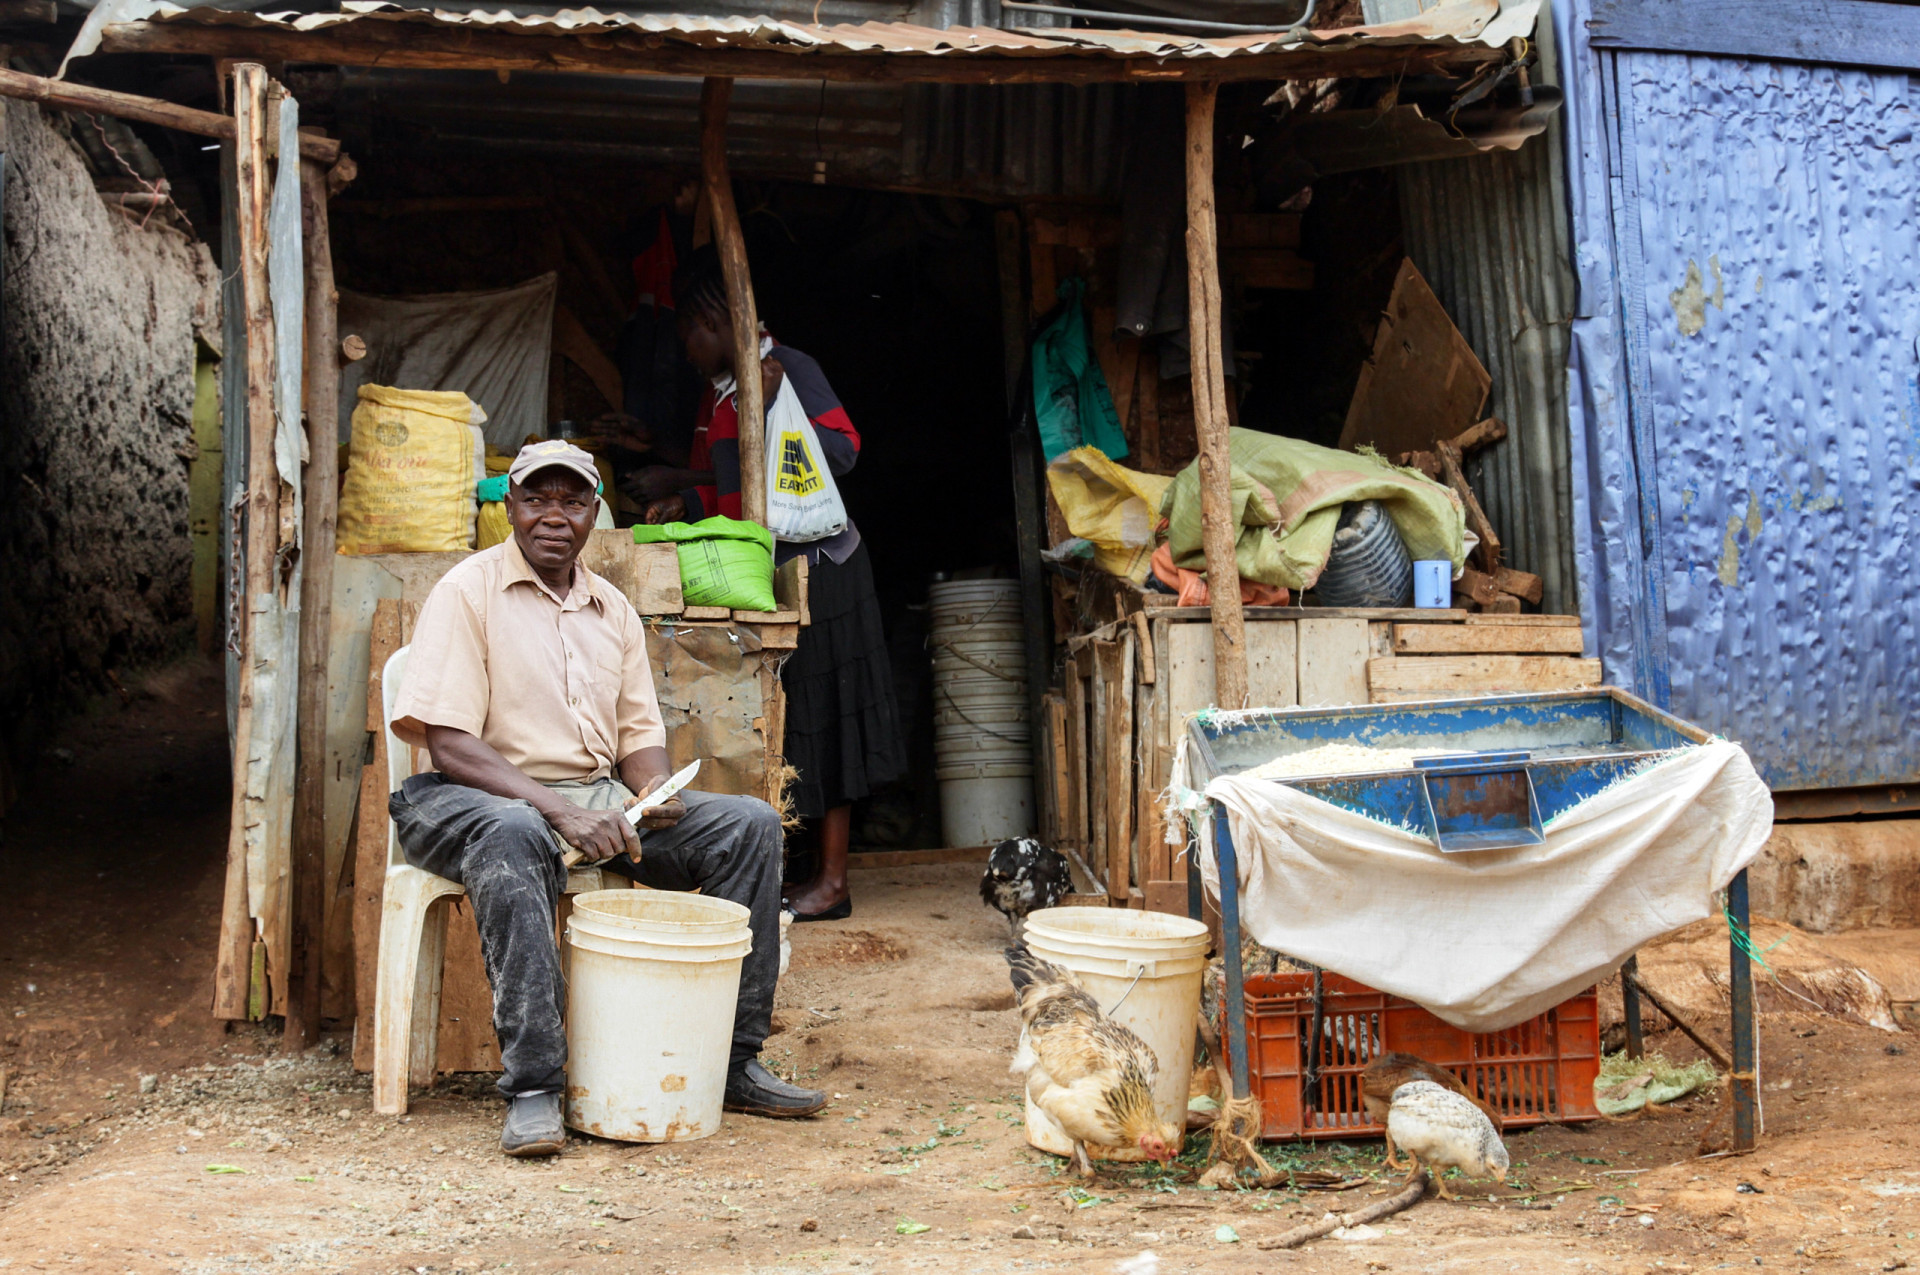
[1367,655,1604,700]
[1064,666,1089,853]
[1143,880,1189,917]
[1463,613,1580,628]
[1392,623,1586,655]
[1095,635,1135,904]
[434,901,499,1074]
[351,599,402,1073]
[1339,258,1491,456]
[1042,692,1068,845]
[1297,617,1371,708]
[322,557,401,1023]
[579,532,683,615]
[773,555,810,625]
[1165,620,1300,720]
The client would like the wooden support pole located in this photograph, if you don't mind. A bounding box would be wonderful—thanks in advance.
[0,65,342,163]
[213,63,277,1021]
[699,77,766,527]
[1620,952,1645,1060]
[285,150,340,1047]
[1182,81,1248,711]
[1622,968,1733,1072]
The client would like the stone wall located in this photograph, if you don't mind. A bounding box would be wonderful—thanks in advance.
[0,100,219,770]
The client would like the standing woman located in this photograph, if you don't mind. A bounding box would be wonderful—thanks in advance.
[643,248,904,921]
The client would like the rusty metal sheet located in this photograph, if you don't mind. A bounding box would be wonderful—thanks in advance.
[645,621,778,801]
[67,0,1540,69]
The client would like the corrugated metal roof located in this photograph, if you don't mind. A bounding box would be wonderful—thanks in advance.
[69,0,1540,70]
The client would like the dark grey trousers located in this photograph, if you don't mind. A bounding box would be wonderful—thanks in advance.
[389,774,783,1097]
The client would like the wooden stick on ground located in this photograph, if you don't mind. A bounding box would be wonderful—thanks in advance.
[1183,80,1248,711]
[1623,971,1735,1072]
[699,77,766,527]
[1256,1172,1428,1250]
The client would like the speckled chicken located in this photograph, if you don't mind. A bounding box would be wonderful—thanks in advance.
[1006,946,1182,1177]
[1385,1080,1510,1199]
[979,838,1072,941]
[1361,1052,1503,1170]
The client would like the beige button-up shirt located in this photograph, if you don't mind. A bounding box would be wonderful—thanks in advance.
[391,537,667,783]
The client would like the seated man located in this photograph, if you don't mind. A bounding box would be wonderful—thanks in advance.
[389,439,826,1157]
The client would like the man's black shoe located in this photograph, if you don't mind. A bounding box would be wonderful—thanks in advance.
[724,1059,828,1118]
[501,1091,567,1156]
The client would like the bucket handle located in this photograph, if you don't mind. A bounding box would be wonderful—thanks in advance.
[1103,961,1154,1016]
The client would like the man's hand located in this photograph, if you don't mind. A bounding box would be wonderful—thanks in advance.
[627,771,688,835]
[546,802,642,865]
[760,355,786,403]
[643,494,687,525]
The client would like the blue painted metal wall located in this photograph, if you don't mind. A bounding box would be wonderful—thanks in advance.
[1556,2,1920,791]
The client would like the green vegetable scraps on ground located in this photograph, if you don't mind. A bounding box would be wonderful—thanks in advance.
[1595,1049,1720,1115]
[1216,1224,1240,1243]
[204,1165,246,1175]
[896,1220,932,1235]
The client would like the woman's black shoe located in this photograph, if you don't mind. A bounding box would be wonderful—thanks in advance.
[783,897,851,923]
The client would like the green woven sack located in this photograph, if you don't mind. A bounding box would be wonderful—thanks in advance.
[632,516,777,612]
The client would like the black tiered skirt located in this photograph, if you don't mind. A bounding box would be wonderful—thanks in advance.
[780,541,905,819]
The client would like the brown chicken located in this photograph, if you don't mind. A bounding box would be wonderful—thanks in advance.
[1360,1052,1504,1170]
[1007,947,1183,1178]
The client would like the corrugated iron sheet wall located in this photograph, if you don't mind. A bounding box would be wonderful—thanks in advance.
[340,69,1127,202]
[900,82,1132,201]
[1603,53,1920,791]
[1398,135,1578,616]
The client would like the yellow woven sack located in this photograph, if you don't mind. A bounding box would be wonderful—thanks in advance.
[476,501,511,550]
[337,385,486,554]
[1045,447,1173,585]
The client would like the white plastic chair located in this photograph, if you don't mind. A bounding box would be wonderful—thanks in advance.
[371,645,617,1115]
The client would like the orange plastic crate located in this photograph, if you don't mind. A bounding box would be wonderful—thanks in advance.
[1225,972,1602,1141]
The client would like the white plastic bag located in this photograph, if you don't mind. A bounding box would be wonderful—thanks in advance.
[762,370,850,543]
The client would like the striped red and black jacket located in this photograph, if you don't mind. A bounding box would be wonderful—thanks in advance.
[681,343,863,563]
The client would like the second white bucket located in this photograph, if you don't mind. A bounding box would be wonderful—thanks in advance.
[1018,906,1210,1161]
[564,890,752,1142]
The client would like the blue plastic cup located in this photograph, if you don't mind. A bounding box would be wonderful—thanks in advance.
[1414,560,1453,609]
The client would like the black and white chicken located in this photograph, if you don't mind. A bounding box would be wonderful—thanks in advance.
[980,838,1073,941]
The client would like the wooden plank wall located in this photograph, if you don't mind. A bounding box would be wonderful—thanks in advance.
[1044,609,1601,918]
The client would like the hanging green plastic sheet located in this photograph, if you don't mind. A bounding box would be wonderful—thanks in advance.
[632,516,777,612]
[1161,427,1465,590]
[1031,278,1129,462]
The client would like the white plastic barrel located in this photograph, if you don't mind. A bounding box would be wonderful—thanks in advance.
[564,890,752,1143]
[1018,907,1210,1161]
[928,579,1033,846]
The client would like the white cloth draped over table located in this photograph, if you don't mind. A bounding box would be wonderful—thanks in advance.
[1195,740,1774,1033]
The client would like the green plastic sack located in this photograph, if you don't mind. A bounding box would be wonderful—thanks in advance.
[632,516,777,612]
[1032,277,1129,463]
[1161,427,1464,589]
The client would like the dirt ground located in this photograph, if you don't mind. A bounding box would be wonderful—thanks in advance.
[3,657,1918,1274]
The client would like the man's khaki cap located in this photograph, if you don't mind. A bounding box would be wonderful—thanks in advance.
[508,440,600,489]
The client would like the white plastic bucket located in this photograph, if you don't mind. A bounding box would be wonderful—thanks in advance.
[938,774,1034,845]
[564,890,752,1142]
[1018,907,1210,1161]
[928,579,1031,846]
